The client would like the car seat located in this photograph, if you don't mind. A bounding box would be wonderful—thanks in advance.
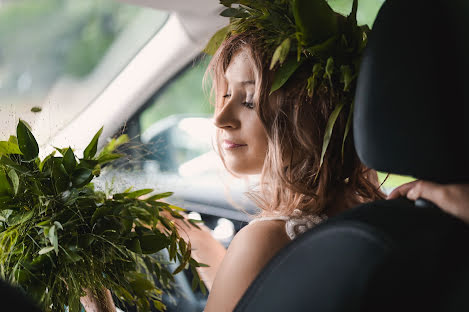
[0,278,41,311]
[234,0,469,311]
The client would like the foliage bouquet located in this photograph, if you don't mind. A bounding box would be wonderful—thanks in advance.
[0,121,205,311]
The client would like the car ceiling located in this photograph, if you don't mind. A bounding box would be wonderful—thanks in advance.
[117,0,226,42]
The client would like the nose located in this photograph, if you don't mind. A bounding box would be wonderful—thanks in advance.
[213,99,240,129]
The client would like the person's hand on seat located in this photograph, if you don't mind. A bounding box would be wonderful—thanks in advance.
[388,181,469,223]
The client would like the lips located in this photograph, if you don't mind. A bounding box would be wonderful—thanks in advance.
[222,139,247,149]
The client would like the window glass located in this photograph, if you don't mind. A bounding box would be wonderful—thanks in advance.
[139,56,213,133]
[0,0,168,142]
[135,56,216,175]
[327,0,384,26]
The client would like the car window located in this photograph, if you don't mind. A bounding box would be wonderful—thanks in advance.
[124,56,216,175]
[0,0,168,144]
[139,56,213,132]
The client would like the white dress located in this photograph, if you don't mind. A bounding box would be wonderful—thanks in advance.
[249,209,328,240]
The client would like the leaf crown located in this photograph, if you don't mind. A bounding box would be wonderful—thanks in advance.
[205,0,368,97]
[205,0,369,171]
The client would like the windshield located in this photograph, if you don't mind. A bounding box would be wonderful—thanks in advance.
[0,0,168,145]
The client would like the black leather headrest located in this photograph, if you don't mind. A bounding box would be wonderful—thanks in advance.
[354,0,469,183]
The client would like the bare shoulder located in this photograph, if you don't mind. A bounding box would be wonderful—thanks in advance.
[204,220,290,312]
[225,220,291,273]
[236,219,291,249]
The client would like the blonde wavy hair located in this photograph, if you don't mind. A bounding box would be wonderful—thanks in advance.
[205,31,384,217]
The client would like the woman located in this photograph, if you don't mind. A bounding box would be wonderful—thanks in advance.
[171,1,384,310]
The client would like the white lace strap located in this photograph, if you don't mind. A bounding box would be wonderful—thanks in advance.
[249,216,290,224]
[285,210,327,240]
[249,210,327,240]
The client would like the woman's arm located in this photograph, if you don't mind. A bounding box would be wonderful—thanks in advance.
[204,220,290,312]
[388,181,469,223]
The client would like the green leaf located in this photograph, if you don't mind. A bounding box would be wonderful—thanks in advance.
[62,148,76,174]
[129,273,155,296]
[36,220,50,228]
[16,120,39,161]
[270,38,291,70]
[199,279,207,295]
[39,151,56,172]
[270,57,303,95]
[220,7,238,17]
[83,127,103,159]
[52,160,70,193]
[341,102,354,161]
[99,134,129,156]
[126,238,142,254]
[348,0,359,25]
[172,261,186,275]
[53,147,68,156]
[53,221,63,231]
[307,63,324,97]
[169,235,177,260]
[0,156,29,174]
[123,187,133,193]
[168,204,185,212]
[319,102,344,170]
[48,224,59,255]
[68,296,80,312]
[340,65,353,91]
[71,168,93,188]
[92,164,101,177]
[30,106,42,113]
[191,275,199,291]
[306,35,339,58]
[96,153,123,165]
[139,233,169,254]
[7,169,19,196]
[125,189,154,199]
[220,0,237,7]
[220,7,248,18]
[292,0,339,46]
[91,206,113,224]
[147,192,173,201]
[152,299,166,312]
[0,141,22,156]
[38,246,55,255]
[7,211,33,226]
[8,136,18,145]
[204,25,230,56]
[324,57,334,84]
[0,170,12,196]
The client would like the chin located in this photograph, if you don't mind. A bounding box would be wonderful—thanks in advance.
[225,161,262,176]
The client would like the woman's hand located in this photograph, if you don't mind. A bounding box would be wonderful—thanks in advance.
[388,181,469,223]
[80,288,115,312]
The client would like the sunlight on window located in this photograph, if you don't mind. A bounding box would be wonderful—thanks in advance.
[0,0,168,145]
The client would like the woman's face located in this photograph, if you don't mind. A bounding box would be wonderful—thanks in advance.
[214,48,268,175]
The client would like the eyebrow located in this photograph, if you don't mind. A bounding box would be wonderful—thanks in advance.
[223,74,255,86]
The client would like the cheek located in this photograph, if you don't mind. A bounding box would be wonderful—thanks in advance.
[245,112,268,150]
[239,113,268,173]
[249,122,268,158]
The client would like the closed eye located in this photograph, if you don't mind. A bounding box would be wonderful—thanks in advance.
[242,102,254,109]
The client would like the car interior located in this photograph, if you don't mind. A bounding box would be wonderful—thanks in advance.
[235,0,469,311]
[2,0,469,311]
